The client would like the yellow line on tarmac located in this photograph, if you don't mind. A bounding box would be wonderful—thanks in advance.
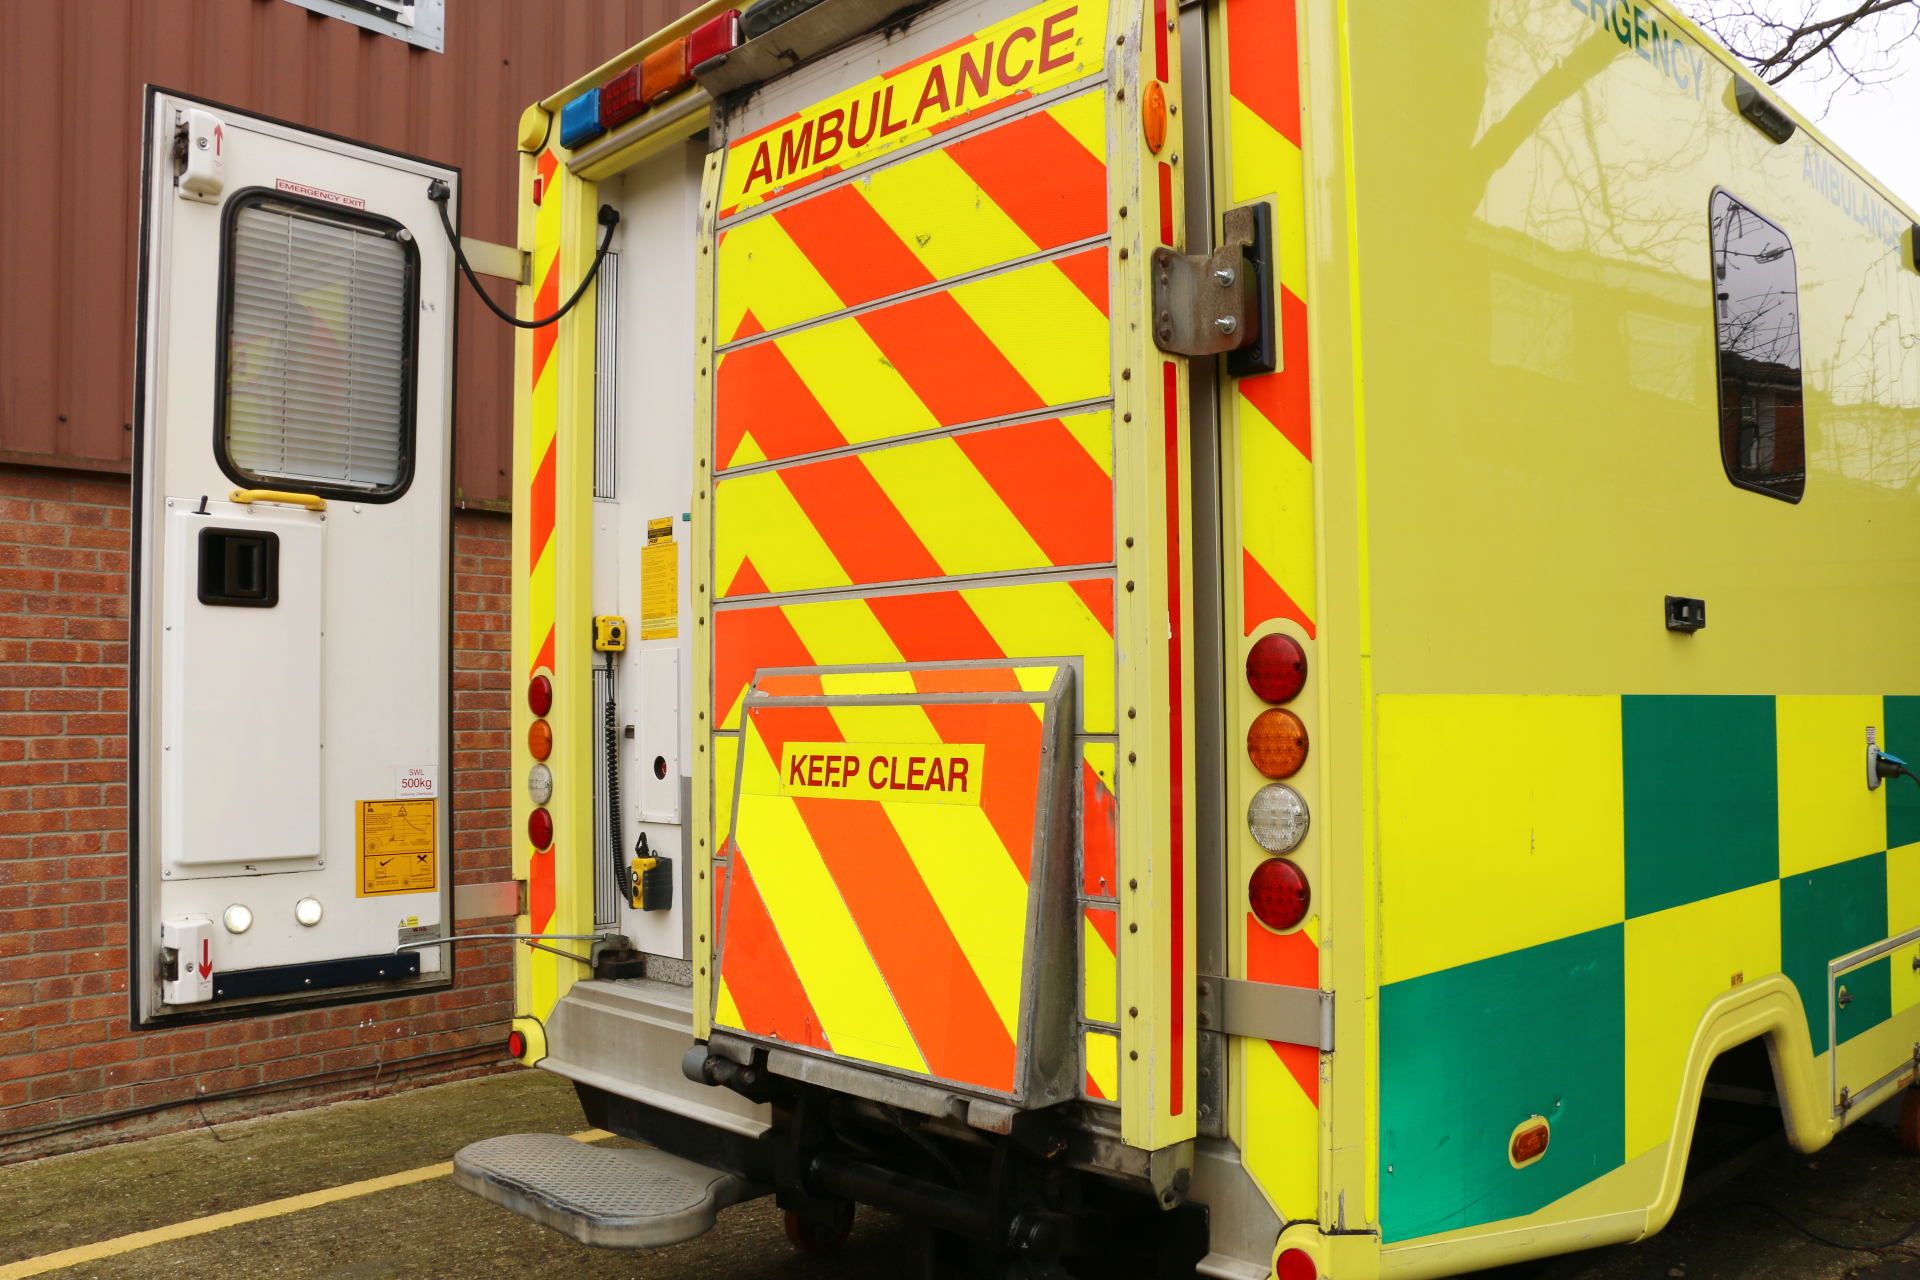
[0,1129,616,1280]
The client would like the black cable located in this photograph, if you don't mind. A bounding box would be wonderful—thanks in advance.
[427,179,618,330]
[1730,1199,1920,1252]
[607,649,636,909]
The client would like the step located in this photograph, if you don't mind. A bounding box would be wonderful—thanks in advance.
[453,1133,749,1249]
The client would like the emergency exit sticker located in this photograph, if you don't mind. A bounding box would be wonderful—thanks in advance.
[779,742,985,806]
[356,799,438,897]
[395,766,438,798]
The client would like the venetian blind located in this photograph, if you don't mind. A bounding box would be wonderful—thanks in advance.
[224,204,410,490]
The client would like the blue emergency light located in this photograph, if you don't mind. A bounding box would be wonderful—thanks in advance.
[559,89,605,150]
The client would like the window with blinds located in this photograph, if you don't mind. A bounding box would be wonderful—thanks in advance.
[219,196,417,497]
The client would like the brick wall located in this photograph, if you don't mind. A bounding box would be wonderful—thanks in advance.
[0,467,520,1162]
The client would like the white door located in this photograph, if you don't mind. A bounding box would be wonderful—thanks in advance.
[133,89,456,1022]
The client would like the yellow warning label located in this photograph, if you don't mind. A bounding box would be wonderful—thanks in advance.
[777,741,985,806]
[356,799,438,897]
[641,520,677,639]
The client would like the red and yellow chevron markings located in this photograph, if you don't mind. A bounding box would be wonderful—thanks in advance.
[715,92,1110,470]
[718,1,1109,218]
[713,578,1115,734]
[1218,0,1319,1221]
[526,146,563,936]
[714,672,1060,1092]
[717,410,1113,597]
[1224,0,1314,640]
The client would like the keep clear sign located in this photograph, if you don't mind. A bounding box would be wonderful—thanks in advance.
[779,741,986,806]
[357,798,438,896]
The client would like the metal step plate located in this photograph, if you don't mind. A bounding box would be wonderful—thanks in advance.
[454,1133,749,1249]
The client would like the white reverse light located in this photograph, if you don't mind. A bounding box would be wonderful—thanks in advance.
[223,903,253,934]
[294,897,324,927]
[1248,783,1309,854]
[528,762,553,806]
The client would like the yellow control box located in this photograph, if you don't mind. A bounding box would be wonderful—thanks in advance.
[593,615,627,652]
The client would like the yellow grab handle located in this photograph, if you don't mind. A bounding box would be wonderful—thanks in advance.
[230,489,327,512]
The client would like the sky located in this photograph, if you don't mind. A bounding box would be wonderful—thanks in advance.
[1776,66,1920,211]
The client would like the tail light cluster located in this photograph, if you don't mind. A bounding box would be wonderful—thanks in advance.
[1246,633,1310,931]
[528,675,554,853]
[556,11,742,151]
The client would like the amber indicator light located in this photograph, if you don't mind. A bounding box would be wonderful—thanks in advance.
[1510,1118,1550,1167]
[1142,80,1168,154]
[528,674,553,717]
[1248,707,1308,778]
[1247,633,1307,703]
[1248,856,1309,931]
[528,719,553,761]
[528,807,554,850]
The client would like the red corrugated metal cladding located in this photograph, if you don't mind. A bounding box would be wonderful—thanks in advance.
[0,0,707,506]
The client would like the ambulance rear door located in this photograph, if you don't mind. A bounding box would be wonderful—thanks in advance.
[693,0,1199,1152]
[132,90,456,1023]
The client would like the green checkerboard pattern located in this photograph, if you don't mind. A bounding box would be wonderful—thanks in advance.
[1378,695,1920,1244]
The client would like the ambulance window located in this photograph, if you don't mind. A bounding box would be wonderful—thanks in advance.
[218,193,418,499]
[1710,191,1803,502]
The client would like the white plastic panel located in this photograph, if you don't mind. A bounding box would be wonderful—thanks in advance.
[160,499,322,874]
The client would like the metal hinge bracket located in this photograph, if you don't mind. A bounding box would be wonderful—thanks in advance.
[1150,202,1277,376]
[1196,974,1332,1051]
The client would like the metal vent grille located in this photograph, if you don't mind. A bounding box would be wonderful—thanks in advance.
[593,251,619,500]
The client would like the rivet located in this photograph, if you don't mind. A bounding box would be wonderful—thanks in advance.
[1118,207,1128,219]
[1128,752,1137,764]
[1128,707,1136,718]
[1122,367,1131,380]
[1129,1006,1138,1018]
[1125,537,1134,547]
[1130,1050,1139,1060]
[1129,879,1137,890]
[1118,247,1129,260]
[1115,34,1124,44]
[1126,580,1135,591]
[1123,412,1132,422]
[1116,88,1125,101]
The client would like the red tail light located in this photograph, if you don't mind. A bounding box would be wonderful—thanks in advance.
[1249,856,1309,931]
[506,1029,527,1058]
[688,9,742,68]
[528,674,553,717]
[528,807,553,850]
[599,65,643,130]
[1247,633,1307,703]
[1275,1248,1317,1280]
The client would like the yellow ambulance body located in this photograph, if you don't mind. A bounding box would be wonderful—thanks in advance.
[493,0,1920,1273]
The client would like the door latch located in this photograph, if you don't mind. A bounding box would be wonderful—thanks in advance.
[1150,202,1277,375]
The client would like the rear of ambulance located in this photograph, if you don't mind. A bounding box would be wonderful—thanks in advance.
[460,0,1343,1273]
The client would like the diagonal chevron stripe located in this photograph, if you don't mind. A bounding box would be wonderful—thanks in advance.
[732,719,929,1072]
[717,93,1107,346]
[716,412,1111,598]
[717,846,831,1051]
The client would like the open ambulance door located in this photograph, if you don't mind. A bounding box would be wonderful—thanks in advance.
[692,0,1203,1156]
[131,89,456,1025]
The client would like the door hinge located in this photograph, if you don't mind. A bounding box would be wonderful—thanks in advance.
[1150,202,1277,376]
[1196,974,1332,1051]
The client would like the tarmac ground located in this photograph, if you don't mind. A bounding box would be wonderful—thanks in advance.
[5,1069,1920,1280]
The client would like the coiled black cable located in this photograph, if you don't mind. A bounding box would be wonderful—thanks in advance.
[427,179,618,330]
[606,650,636,908]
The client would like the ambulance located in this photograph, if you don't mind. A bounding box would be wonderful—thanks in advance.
[452,0,1920,1274]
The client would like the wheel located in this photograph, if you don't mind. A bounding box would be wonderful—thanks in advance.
[783,1201,855,1253]
[1901,1087,1920,1156]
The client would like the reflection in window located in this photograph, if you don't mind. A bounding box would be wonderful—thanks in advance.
[1622,313,1699,404]
[1490,271,1574,380]
[1710,192,1804,501]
